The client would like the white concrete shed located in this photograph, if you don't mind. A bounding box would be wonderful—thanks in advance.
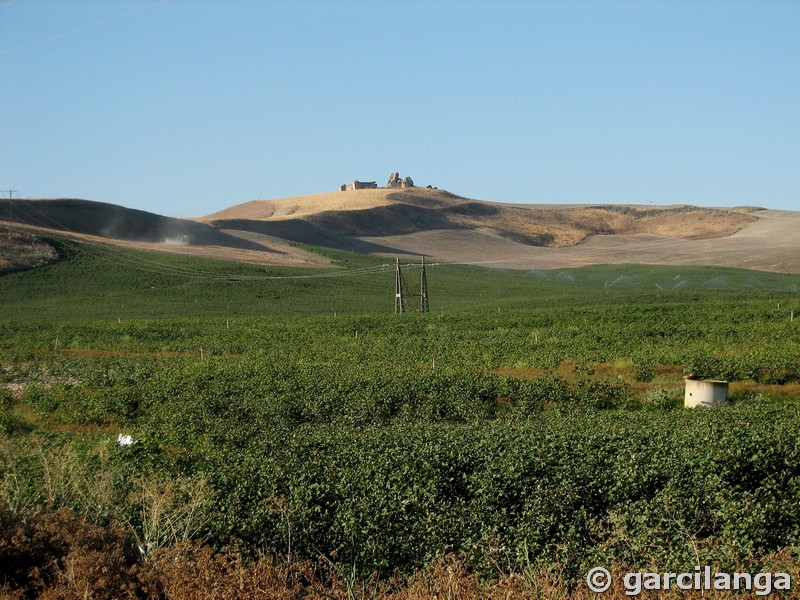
[684,376,728,408]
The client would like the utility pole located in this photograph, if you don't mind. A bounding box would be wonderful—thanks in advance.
[2,190,17,215]
[419,256,429,313]
[1,190,16,236]
[394,257,405,314]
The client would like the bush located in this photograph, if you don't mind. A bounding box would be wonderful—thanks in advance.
[0,411,29,435]
[642,387,681,410]
[633,360,655,382]
[0,388,29,434]
[0,387,12,410]
[573,378,632,410]
[0,507,138,598]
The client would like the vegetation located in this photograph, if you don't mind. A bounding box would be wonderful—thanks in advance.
[1,240,800,596]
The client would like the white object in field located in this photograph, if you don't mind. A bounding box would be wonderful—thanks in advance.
[116,433,136,446]
[684,377,728,408]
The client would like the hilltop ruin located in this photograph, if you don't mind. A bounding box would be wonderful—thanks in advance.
[340,172,414,191]
[340,180,377,191]
[386,172,414,189]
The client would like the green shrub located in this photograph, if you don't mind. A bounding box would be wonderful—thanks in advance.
[642,387,681,410]
[0,387,12,410]
[0,388,30,434]
[573,378,632,410]
[633,361,655,382]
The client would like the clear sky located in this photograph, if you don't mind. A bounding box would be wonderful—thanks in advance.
[2,0,798,217]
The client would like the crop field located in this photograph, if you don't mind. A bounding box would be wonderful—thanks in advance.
[1,239,800,597]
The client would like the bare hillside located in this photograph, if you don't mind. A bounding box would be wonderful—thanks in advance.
[355,205,800,274]
[197,188,799,271]
[3,192,798,275]
[202,188,397,221]
[202,188,755,247]
[0,228,61,274]
[0,199,333,269]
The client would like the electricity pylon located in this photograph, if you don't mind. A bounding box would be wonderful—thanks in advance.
[394,256,430,314]
[419,256,429,313]
[394,257,406,314]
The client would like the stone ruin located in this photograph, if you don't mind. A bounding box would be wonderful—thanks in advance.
[339,172,416,191]
[340,180,378,191]
[386,172,414,188]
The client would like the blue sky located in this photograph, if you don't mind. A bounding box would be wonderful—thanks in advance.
[2,0,798,217]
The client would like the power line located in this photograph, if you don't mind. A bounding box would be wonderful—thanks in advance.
[9,201,225,278]
[5,199,414,281]
[1,190,17,237]
[0,1,23,12]
[0,0,169,56]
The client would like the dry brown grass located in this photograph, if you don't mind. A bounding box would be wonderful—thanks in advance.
[448,203,754,247]
[359,207,800,274]
[199,188,397,222]
[199,188,800,273]
[0,508,138,599]
[5,192,800,275]
[0,226,60,274]
[200,189,756,248]
[2,508,800,599]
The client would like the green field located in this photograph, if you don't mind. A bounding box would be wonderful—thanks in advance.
[1,240,800,594]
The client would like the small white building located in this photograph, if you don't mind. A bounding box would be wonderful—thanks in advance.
[684,376,728,408]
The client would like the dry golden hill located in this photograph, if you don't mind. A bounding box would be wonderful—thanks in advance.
[3,191,799,274]
[196,187,800,272]
[202,188,397,221]
[200,187,755,247]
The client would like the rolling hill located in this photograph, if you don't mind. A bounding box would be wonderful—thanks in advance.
[198,187,800,274]
[2,189,799,274]
[0,198,333,272]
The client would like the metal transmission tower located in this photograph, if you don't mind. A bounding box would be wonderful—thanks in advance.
[419,256,429,313]
[394,257,407,314]
[394,256,430,314]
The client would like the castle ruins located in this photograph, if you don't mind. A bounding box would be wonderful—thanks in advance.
[386,172,414,189]
[340,180,377,191]
[340,172,414,191]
